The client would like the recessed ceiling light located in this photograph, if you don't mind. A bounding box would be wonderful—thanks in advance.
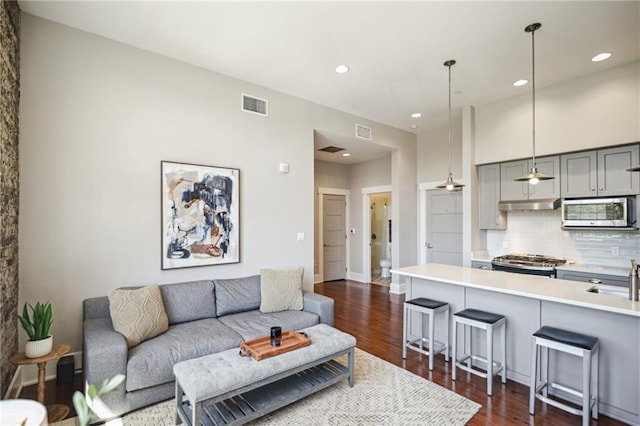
[342,152,351,157]
[591,52,612,62]
[513,79,528,87]
[335,65,350,74]
[411,113,422,118]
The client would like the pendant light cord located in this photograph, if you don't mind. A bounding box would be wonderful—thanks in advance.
[531,25,537,170]
[448,62,452,179]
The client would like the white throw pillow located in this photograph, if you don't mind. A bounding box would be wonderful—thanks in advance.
[259,268,304,313]
[109,284,169,348]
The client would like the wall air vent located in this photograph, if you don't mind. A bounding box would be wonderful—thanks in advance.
[355,123,372,140]
[317,146,346,153]
[241,93,268,117]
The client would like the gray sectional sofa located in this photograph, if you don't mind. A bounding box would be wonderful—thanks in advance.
[82,275,334,418]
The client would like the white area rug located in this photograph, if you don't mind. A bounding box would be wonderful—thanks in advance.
[54,349,480,425]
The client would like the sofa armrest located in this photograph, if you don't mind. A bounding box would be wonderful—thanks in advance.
[83,317,128,396]
[302,291,334,326]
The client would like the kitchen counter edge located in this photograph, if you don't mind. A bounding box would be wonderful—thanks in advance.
[392,263,640,317]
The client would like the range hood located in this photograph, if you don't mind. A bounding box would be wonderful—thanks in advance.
[498,198,561,211]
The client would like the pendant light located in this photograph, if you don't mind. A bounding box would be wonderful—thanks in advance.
[515,22,555,185]
[626,165,640,172]
[436,60,464,191]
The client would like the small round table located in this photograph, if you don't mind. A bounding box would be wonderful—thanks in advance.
[10,344,72,423]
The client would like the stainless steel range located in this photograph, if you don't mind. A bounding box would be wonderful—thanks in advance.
[491,254,567,277]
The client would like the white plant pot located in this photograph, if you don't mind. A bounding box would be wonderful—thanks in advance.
[25,335,53,359]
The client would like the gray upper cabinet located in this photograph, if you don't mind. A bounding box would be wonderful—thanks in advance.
[561,145,640,198]
[478,164,506,229]
[500,156,560,201]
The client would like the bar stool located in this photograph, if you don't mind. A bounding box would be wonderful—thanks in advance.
[402,297,449,370]
[529,326,599,426]
[452,308,506,396]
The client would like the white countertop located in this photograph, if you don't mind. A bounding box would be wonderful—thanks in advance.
[392,263,640,317]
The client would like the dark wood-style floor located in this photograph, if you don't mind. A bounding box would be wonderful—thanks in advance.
[20,279,624,425]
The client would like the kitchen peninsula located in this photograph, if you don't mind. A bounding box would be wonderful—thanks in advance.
[392,263,640,425]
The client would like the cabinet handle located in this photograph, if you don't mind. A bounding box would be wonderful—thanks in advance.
[599,188,604,191]
[588,279,602,284]
[479,265,489,270]
[591,188,596,191]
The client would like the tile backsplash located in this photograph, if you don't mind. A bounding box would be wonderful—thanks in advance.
[486,210,640,268]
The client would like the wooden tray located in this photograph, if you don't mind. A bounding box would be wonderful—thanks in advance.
[239,331,311,361]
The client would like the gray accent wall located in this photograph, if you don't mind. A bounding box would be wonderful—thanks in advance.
[18,14,416,354]
[0,0,20,397]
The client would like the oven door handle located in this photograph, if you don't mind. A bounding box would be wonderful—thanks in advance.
[588,278,602,284]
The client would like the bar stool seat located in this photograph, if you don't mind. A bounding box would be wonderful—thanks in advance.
[402,297,449,371]
[529,326,599,426]
[452,308,506,396]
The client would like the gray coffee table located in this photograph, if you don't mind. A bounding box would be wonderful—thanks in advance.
[173,323,356,426]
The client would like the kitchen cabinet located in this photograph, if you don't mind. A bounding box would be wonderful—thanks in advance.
[557,270,628,288]
[471,260,492,270]
[500,156,560,201]
[478,164,506,230]
[561,144,640,198]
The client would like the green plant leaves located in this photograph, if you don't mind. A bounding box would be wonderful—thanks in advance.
[16,301,53,341]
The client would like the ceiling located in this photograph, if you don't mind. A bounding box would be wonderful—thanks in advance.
[18,1,640,164]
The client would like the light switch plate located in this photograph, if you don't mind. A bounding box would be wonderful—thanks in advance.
[296,232,304,241]
[279,162,289,173]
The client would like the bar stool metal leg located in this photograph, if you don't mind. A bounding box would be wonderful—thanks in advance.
[486,323,494,396]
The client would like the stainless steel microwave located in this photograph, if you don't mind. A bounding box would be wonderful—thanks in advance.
[562,197,636,228]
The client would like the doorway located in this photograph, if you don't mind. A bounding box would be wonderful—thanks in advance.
[425,189,463,265]
[322,193,347,281]
[370,192,392,286]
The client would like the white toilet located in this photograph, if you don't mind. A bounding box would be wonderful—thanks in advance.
[380,259,392,278]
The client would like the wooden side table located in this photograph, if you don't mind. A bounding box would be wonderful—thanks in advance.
[10,343,72,423]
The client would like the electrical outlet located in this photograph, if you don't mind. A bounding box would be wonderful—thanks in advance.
[502,241,509,249]
[611,246,619,256]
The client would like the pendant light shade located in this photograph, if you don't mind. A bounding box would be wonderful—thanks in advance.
[627,165,640,172]
[436,59,464,191]
[515,22,555,185]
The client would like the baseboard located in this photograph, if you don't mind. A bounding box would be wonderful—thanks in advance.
[389,281,406,294]
[314,274,322,284]
[347,272,365,283]
[12,350,83,389]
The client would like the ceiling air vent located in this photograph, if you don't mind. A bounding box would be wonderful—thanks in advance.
[355,123,372,140]
[241,93,268,117]
[317,146,346,153]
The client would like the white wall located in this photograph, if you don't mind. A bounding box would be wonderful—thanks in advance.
[475,61,640,164]
[18,14,416,354]
[416,111,463,184]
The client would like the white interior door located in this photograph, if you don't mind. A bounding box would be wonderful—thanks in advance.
[426,189,463,265]
[323,194,346,281]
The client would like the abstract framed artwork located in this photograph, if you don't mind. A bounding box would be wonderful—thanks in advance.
[161,161,240,269]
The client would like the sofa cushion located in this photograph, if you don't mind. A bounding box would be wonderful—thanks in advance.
[108,285,169,349]
[214,275,261,316]
[218,309,319,341]
[160,280,216,325]
[259,267,304,313]
[125,318,242,392]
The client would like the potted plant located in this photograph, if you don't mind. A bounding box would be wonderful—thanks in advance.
[17,301,53,358]
[73,375,125,426]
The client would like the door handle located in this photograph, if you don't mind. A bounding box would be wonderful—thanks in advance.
[426,243,433,249]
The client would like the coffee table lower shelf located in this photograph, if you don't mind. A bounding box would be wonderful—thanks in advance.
[177,359,348,426]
